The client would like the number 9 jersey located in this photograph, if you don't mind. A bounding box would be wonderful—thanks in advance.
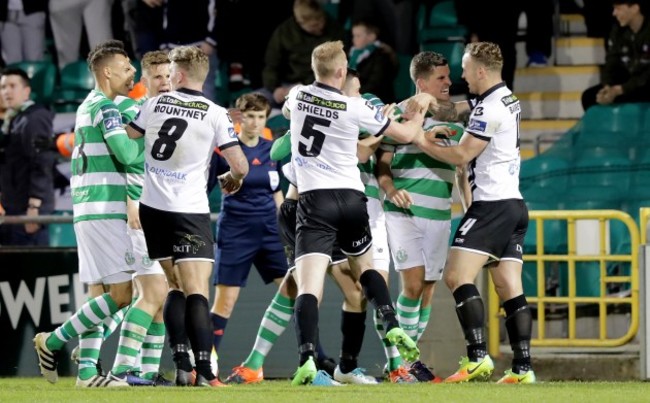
[129,88,239,213]
[284,82,390,193]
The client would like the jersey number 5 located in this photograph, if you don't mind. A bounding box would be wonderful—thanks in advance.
[298,116,329,157]
[151,118,189,160]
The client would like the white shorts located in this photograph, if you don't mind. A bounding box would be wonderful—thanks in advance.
[386,212,450,281]
[75,220,135,285]
[128,226,164,276]
[369,211,390,272]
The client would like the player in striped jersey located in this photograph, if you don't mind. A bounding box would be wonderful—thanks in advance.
[376,51,465,383]
[68,49,173,387]
[414,42,534,384]
[104,50,173,385]
[33,40,142,388]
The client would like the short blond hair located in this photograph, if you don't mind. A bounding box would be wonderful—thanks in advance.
[464,42,503,72]
[311,40,346,80]
[141,50,170,76]
[168,46,209,83]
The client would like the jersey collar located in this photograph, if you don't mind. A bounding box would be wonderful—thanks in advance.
[477,82,507,102]
[314,81,343,94]
[177,87,204,96]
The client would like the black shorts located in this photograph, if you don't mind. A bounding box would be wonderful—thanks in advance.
[278,199,347,268]
[139,203,214,263]
[295,189,372,261]
[451,199,528,262]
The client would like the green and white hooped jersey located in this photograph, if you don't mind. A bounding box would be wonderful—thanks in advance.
[115,95,145,201]
[358,152,385,223]
[382,117,464,221]
[71,90,131,223]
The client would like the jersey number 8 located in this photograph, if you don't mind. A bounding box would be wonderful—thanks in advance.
[151,118,189,160]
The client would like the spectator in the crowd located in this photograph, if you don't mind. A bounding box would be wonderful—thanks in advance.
[582,0,650,110]
[121,0,164,59]
[0,67,55,246]
[338,0,400,52]
[216,0,293,91]
[260,0,346,109]
[160,0,219,103]
[0,0,47,65]
[456,0,554,88]
[348,20,398,103]
[49,0,115,69]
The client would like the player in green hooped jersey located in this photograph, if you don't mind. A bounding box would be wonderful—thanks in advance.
[100,50,174,386]
[34,40,145,388]
[375,51,467,383]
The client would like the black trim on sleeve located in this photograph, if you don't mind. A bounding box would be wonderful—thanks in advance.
[219,140,240,151]
[129,121,145,134]
[374,119,391,137]
[468,131,491,142]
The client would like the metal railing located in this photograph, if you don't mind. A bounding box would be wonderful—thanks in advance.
[488,210,639,356]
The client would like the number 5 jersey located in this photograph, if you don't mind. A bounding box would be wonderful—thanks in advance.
[284,82,390,193]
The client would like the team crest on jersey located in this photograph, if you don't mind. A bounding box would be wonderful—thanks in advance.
[142,255,153,268]
[468,118,487,133]
[125,251,136,265]
[395,247,408,263]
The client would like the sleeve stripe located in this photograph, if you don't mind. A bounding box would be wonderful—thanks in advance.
[103,128,128,139]
[219,140,240,151]
[374,119,391,137]
[468,131,491,142]
[129,121,145,134]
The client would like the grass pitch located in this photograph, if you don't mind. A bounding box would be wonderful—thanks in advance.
[1,377,649,403]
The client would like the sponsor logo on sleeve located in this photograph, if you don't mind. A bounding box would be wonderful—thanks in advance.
[104,116,123,131]
[468,118,487,133]
[228,127,237,138]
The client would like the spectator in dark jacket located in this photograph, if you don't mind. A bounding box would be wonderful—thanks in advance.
[0,67,55,246]
[260,0,346,109]
[582,0,650,110]
[348,20,398,103]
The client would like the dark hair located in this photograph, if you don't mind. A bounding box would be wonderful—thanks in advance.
[409,51,449,82]
[1,67,30,87]
[87,39,129,73]
[613,0,647,14]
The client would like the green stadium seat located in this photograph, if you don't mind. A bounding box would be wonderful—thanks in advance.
[52,60,95,112]
[582,104,644,134]
[569,155,632,194]
[520,155,570,192]
[524,199,567,254]
[7,60,57,105]
[48,211,76,247]
[417,0,467,43]
[394,53,416,102]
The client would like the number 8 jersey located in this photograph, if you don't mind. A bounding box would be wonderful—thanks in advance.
[130,88,239,213]
[284,82,389,193]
